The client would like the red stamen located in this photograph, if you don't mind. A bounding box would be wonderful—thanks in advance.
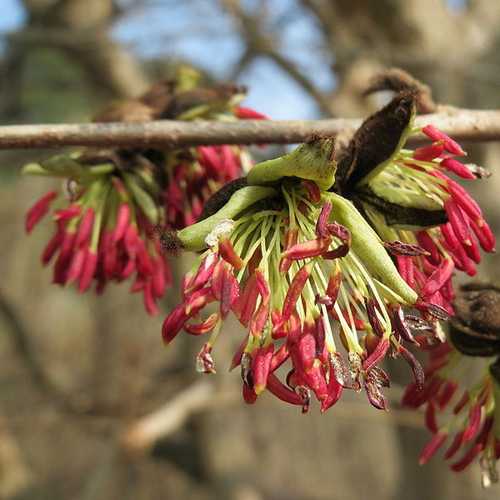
[450,443,483,472]
[419,432,448,465]
[322,244,349,260]
[235,274,259,327]
[444,431,465,460]
[252,344,274,394]
[219,238,244,270]
[444,199,471,247]
[470,218,496,252]
[302,180,321,203]
[78,250,97,293]
[266,373,305,406]
[422,125,466,156]
[74,208,95,249]
[462,404,483,442]
[453,391,469,415]
[316,202,332,237]
[440,158,475,180]
[425,401,439,433]
[362,338,390,372]
[422,259,454,298]
[282,264,312,322]
[113,203,130,243]
[413,142,444,161]
[184,313,219,335]
[234,106,268,120]
[416,231,441,264]
[282,237,331,261]
[25,191,58,233]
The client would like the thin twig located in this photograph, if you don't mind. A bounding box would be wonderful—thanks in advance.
[1,109,499,150]
[120,380,216,454]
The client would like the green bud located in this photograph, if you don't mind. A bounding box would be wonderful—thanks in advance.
[247,138,336,190]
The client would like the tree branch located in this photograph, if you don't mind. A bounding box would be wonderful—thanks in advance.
[120,380,216,454]
[0,108,500,150]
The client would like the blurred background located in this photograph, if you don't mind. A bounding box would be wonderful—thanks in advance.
[0,1,500,499]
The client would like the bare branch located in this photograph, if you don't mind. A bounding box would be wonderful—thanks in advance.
[0,109,499,150]
[120,380,216,454]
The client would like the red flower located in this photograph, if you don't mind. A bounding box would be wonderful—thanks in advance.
[164,145,250,229]
[402,341,500,486]
[362,125,495,316]
[24,83,264,315]
[162,161,428,412]
[26,175,171,315]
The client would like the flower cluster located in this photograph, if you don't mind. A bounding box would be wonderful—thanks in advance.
[25,77,262,314]
[358,123,495,315]
[164,138,435,412]
[25,152,171,314]
[401,283,500,486]
[163,144,253,229]
[403,342,500,486]
[161,92,495,421]
[334,93,495,321]
[327,91,498,483]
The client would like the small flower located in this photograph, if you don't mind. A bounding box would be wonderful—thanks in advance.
[25,191,57,233]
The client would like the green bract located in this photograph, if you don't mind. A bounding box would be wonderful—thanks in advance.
[326,192,418,305]
[247,138,336,190]
[177,186,277,251]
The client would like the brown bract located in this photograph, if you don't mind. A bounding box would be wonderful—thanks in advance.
[334,91,416,193]
[450,282,500,357]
